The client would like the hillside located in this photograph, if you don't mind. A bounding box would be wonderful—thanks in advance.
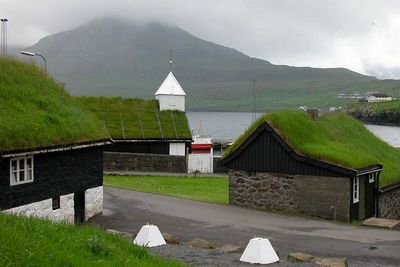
[0,213,185,266]
[0,57,107,153]
[76,96,192,140]
[225,111,400,187]
[21,18,400,111]
[346,100,400,125]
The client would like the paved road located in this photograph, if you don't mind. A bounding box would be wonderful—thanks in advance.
[90,186,400,266]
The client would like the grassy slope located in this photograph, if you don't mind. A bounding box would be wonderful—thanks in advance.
[104,175,228,204]
[76,96,192,139]
[0,213,186,267]
[225,111,400,187]
[347,100,400,112]
[0,57,107,152]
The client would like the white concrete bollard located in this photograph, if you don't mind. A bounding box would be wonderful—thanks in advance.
[240,237,279,264]
[133,224,166,247]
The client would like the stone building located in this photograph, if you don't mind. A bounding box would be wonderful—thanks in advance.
[220,112,394,221]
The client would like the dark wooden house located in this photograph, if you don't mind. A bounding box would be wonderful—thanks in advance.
[220,114,386,221]
[0,57,109,223]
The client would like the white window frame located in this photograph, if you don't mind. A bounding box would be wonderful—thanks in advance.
[10,155,34,186]
[353,176,359,203]
[368,173,375,183]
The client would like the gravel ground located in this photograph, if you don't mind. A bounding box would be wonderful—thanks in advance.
[150,244,318,267]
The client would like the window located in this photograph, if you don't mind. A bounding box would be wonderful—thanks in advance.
[10,156,34,186]
[52,197,60,210]
[353,176,359,203]
[369,173,375,183]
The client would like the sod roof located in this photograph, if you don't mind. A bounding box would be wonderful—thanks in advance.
[0,57,108,153]
[76,96,192,140]
[224,111,400,187]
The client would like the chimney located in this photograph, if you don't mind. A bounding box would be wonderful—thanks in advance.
[306,108,319,120]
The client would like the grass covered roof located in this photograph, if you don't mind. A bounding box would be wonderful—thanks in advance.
[76,96,192,140]
[225,111,400,187]
[0,57,108,153]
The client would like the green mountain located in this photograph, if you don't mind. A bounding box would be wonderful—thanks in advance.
[23,18,400,111]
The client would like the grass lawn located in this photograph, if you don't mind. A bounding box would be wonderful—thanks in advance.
[347,100,400,112]
[104,175,229,204]
[0,213,186,267]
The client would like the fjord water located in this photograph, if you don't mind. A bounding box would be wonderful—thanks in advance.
[187,111,400,148]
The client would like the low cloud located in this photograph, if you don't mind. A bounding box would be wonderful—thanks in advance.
[2,0,400,78]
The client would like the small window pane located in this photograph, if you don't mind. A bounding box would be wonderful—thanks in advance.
[12,172,18,183]
[19,159,25,170]
[26,169,32,181]
[19,170,25,181]
[11,161,17,171]
[26,158,32,169]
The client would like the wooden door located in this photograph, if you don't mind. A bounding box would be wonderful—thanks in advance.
[74,192,85,224]
[359,178,366,220]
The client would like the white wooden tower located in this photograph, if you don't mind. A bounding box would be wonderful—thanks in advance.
[154,53,186,111]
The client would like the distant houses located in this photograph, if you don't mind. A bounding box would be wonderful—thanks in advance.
[339,92,393,103]
[0,58,109,223]
[364,93,393,103]
[220,111,400,221]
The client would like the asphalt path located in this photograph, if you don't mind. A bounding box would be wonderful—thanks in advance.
[90,186,400,266]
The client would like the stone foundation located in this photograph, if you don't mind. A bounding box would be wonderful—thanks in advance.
[85,186,103,220]
[104,152,187,173]
[229,170,351,221]
[379,184,400,220]
[4,193,75,223]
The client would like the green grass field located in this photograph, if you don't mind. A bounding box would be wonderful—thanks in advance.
[225,111,400,187]
[104,175,229,204]
[0,57,107,152]
[0,213,186,267]
[347,100,400,112]
[76,96,192,140]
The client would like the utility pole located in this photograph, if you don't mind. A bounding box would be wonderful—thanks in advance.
[252,78,257,122]
[0,18,8,56]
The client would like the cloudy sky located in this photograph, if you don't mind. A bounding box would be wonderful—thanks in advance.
[2,0,400,78]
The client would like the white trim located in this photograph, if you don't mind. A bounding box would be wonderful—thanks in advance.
[2,141,110,158]
[353,176,359,203]
[10,155,34,186]
[369,173,375,183]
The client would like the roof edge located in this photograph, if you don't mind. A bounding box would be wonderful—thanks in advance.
[1,139,112,158]
[221,121,361,176]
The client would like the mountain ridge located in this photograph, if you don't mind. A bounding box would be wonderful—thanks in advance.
[21,17,399,111]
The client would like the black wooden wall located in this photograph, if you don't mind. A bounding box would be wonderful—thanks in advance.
[107,142,170,154]
[223,124,351,177]
[0,147,103,210]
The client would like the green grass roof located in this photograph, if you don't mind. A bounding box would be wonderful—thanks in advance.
[0,57,108,153]
[76,96,192,140]
[225,111,400,187]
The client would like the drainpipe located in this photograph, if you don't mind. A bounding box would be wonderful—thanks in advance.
[376,172,380,218]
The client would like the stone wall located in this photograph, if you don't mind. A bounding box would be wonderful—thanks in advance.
[4,193,75,223]
[229,170,351,221]
[85,186,103,220]
[379,184,400,219]
[104,152,187,173]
